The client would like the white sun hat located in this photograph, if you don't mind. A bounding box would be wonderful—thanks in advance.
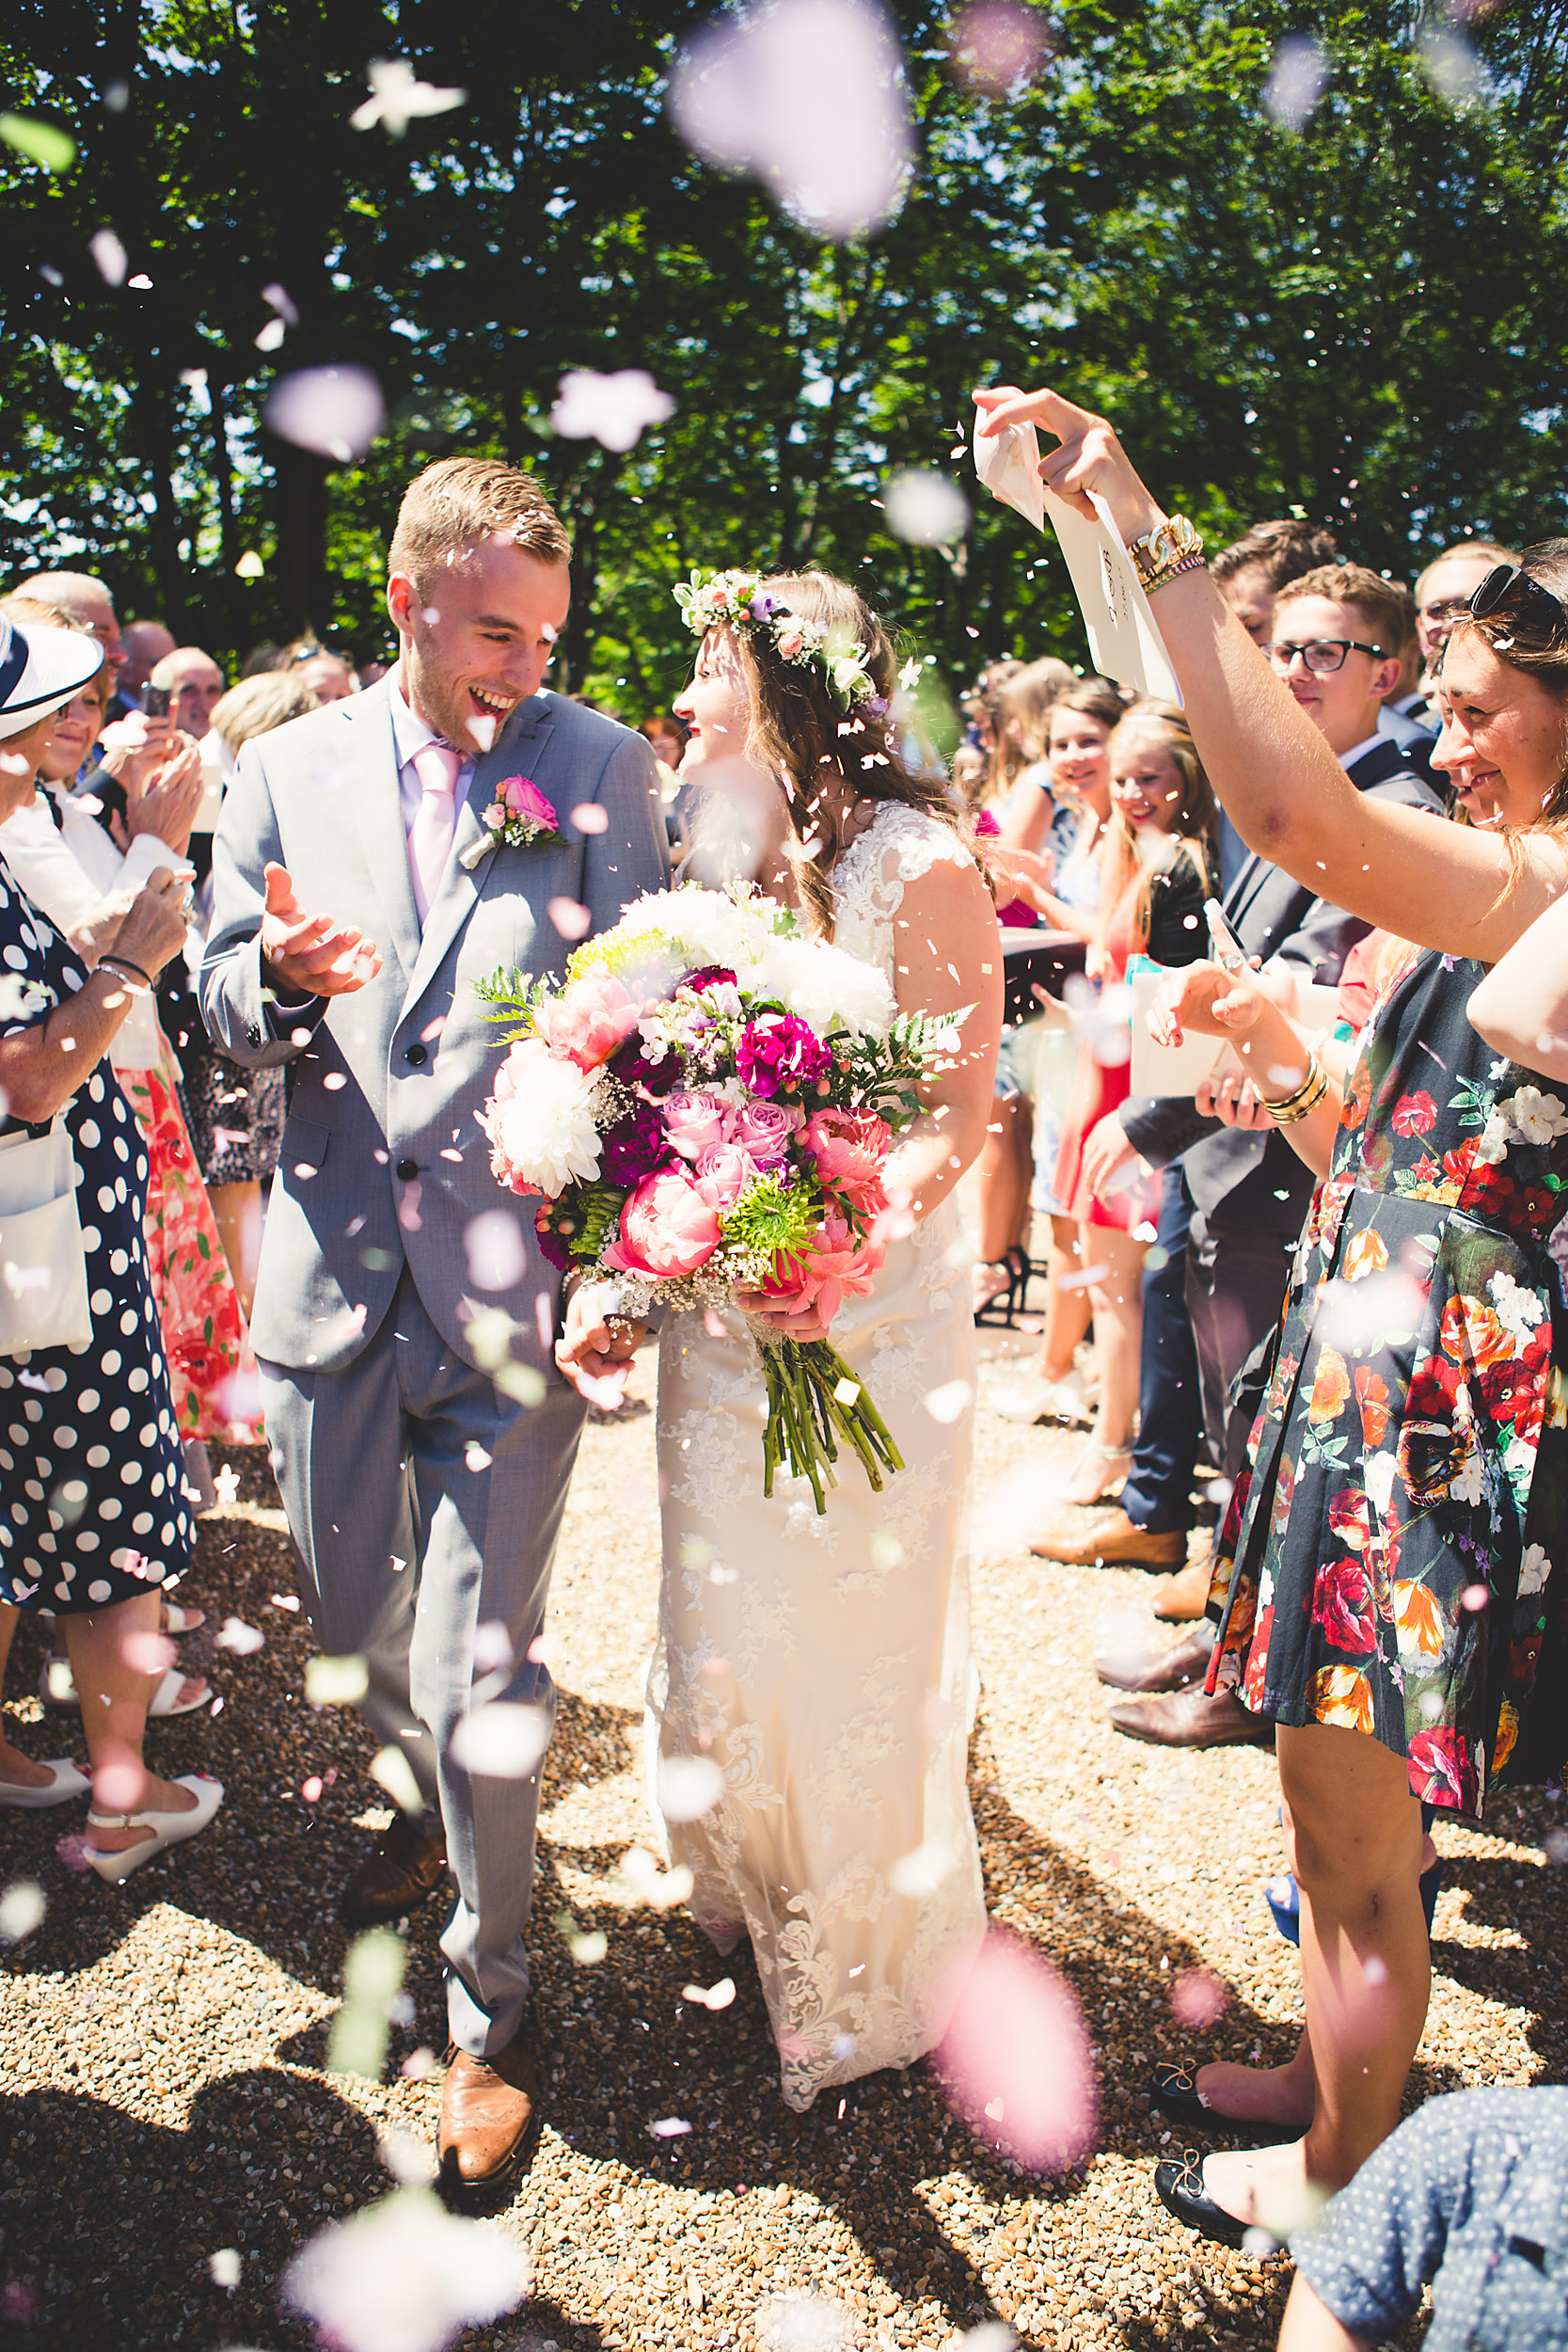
[0,614,105,742]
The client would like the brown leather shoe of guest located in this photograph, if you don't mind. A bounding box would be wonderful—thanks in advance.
[437,2026,542,2192]
[1108,1686,1273,1748]
[341,1814,449,1923]
[1031,1509,1185,1569]
[1153,1549,1216,1621]
[1096,1623,1215,1694]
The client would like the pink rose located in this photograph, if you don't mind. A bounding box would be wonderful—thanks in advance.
[692,1140,756,1213]
[532,970,641,1071]
[777,629,803,658]
[728,1097,799,1164]
[604,1167,721,1279]
[800,1106,891,1211]
[498,774,560,830]
[662,1089,731,1161]
[483,802,507,830]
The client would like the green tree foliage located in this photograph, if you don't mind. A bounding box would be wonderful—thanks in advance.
[2,0,1565,712]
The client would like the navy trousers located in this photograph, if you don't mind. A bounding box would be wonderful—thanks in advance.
[1119,1164,1205,1534]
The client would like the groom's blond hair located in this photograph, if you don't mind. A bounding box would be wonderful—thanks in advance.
[388,457,571,593]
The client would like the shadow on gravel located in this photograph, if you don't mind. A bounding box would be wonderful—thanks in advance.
[493,1712,1304,2347]
[0,2065,381,2352]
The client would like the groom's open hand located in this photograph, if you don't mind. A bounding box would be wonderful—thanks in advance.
[555,1279,646,1410]
[261,861,383,997]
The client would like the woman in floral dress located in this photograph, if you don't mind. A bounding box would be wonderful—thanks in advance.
[974,380,1568,2234]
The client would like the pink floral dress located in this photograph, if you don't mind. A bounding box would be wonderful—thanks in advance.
[118,1041,263,1442]
[1209,946,1568,1818]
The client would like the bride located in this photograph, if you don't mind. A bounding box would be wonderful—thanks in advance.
[558,567,1002,2108]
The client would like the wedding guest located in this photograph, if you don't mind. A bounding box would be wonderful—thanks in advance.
[282,640,356,702]
[1410,540,1518,714]
[983,677,1122,1387]
[1208,521,1341,887]
[1042,701,1215,1505]
[562,564,1002,2113]
[0,618,263,1483]
[168,673,320,1318]
[119,621,176,703]
[0,610,220,1861]
[1275,2088,1568,2351]
[150,645,226,741]
[8,570,127,699]
[974,383,1568,2235]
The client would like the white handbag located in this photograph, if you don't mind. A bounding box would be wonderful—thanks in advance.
[0,1116,92,1356]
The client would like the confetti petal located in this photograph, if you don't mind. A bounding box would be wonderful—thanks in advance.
[262,364,385,462]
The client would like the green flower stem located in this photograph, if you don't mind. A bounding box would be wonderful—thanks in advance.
[754,1333,904,1517]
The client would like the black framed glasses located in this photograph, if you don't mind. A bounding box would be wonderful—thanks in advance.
[1467,564,1568,644]
[1263,638,1388,676]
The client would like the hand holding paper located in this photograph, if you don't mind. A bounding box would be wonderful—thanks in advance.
[970,395,1180,702]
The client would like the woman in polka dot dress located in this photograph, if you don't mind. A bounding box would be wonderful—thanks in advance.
[0,613,222,1880]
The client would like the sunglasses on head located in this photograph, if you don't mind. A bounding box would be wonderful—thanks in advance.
[1467,564,1568,644]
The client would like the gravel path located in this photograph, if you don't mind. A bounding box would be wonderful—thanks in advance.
[1,1320,1562,2352]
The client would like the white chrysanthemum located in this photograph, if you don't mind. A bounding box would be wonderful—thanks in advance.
[492,1056,602,1190]
[752,932,895,1036]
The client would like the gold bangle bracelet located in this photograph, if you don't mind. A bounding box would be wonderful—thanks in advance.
[1266,1057,1330,1125]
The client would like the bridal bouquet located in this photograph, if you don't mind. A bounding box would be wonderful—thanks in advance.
[475,886,962,1513]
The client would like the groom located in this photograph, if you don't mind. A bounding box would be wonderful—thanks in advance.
[201,456,669,2187]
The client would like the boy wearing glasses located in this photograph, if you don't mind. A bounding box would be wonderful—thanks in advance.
[1266,564,1445,814]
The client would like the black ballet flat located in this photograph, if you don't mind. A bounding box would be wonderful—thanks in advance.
[1153,2151,1252,2249]
[1147,2061,1252,2136]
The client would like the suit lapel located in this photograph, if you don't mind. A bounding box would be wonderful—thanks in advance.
[350,684,422,978]
[401,695,560,1010]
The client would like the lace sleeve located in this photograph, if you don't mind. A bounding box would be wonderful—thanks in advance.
[835,807,973,934]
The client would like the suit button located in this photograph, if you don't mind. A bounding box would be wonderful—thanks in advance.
[396,1156,419,1181]
[405,1041,428,1066]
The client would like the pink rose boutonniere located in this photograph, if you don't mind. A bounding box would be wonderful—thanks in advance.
[458,774,567,869]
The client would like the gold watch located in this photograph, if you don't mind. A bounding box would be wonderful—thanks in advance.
[1128,514,1204,592]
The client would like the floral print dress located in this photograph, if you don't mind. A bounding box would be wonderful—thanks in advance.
[1209,946,1568,1818]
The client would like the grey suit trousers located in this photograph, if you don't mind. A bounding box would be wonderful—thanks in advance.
[258,1266,588,2057]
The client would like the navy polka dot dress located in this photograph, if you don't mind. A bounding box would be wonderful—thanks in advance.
[0,857,194,1613]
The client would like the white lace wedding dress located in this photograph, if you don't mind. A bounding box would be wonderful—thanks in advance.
[647,803,989,2111]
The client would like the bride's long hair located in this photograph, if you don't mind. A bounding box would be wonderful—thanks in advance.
[723,569,979,939]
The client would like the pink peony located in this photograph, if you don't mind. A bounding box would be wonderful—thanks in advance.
[757,1210,883,1327]
[604,1168,721,1279]
[499,774,560,830]
[532,970,641,1071]
[663,1089,732,1162]
[800,1106,891,1210]
[692,1141,757,1213]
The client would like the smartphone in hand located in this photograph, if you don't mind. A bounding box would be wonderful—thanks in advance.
[140,683,172,719]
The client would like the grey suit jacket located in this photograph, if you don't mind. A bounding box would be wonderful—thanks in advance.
[1121,744,1443,1224]
[200,679,671,1374]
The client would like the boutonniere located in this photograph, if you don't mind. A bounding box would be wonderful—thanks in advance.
[458,775,568,869]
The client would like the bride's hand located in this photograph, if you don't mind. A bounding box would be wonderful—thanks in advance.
[971,384,1165,543]
[555,1279,644,1408]
[1150,958,1269,1046]
[734,1283,834,1342]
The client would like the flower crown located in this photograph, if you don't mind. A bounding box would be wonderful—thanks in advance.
[673,568,883,715]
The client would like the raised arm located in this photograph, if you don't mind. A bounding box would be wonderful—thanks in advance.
[973,386,1568,961]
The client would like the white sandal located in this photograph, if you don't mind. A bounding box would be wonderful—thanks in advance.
[84,1775,224,1883]
[0,1758,91,1809]
[40,1661,212,1717]
[1065,1440,1133,1504]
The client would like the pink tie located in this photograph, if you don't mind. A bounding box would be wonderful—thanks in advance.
[407,741,462,923]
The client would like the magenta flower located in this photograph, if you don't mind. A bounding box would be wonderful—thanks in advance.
[736,1011,831,1100]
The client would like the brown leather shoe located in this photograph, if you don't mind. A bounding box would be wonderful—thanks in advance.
[438,2025,542,2190]
[1096,1623,1215,1694]
[1154,1549,1215,1621]
[341,1814,449,1923]
[1031,1509,1185,1568]
[1108,1685,1273,1748]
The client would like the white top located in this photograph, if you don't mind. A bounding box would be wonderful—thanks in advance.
[0,787,183,1068]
